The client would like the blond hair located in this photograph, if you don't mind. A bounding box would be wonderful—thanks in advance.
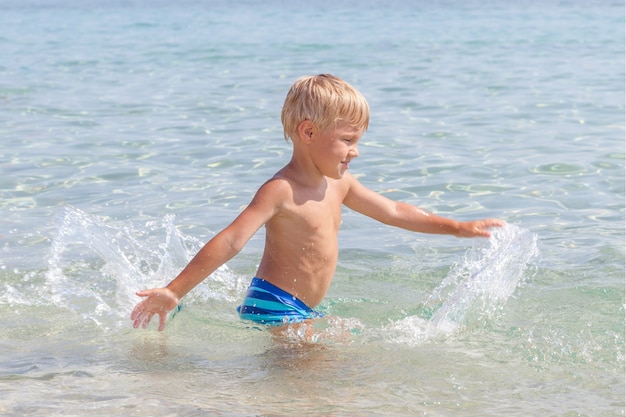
[281,74,370,142]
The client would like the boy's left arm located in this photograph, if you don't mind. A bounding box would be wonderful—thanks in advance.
[342,174,504,238]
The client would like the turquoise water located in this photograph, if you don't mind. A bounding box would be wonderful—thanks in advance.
[1,1,624,416]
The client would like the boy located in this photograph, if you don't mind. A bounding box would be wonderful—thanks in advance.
[131,74,503,331]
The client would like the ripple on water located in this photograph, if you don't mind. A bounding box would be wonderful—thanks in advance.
[530,163,587,176]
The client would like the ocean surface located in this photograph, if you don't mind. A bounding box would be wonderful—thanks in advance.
[0,0,624,416]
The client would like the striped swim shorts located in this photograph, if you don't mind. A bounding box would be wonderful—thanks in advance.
[237,277,323,326]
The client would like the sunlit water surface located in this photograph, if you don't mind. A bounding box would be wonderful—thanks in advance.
[0,1,623,416]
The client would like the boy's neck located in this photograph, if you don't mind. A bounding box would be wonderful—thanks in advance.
[280,154,328,190]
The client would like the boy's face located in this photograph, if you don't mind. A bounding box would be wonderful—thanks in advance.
[310,120,364,180]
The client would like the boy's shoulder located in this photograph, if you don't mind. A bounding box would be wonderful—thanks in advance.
[252,172,297,204]
[257,174,291,194]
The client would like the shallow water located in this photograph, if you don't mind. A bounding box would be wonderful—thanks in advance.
[1,0,624,416]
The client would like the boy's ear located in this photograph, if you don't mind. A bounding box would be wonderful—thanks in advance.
[297,120,315,144]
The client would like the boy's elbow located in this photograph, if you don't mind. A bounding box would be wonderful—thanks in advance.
[210,229,245,259]
[224,230,249,256]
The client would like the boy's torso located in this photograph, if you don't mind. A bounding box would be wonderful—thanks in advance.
[255,173,350,308]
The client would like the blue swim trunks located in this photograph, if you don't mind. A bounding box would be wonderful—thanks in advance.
[237,278,322,326]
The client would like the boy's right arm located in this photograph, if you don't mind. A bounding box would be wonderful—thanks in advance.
[130,180,283,331]
[130,229,250,331]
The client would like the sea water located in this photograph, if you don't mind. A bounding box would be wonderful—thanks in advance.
[0,0,624,416]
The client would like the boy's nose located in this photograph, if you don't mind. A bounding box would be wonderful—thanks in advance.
[350,146,359,158]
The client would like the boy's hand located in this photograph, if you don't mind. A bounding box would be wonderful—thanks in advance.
[130,288,179,331]
[457,219,505,238]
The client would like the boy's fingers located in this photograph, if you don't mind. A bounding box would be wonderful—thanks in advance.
[132,312,147,329]
[480,219,506,237]
[489,219,506,227]
[157,313,167,331]
[141,312,154,329]
[135,289,154,297]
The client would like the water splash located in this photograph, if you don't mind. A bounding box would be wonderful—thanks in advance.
[43,209,539,340]
[44,206,240,331]
[386,223,539,345]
